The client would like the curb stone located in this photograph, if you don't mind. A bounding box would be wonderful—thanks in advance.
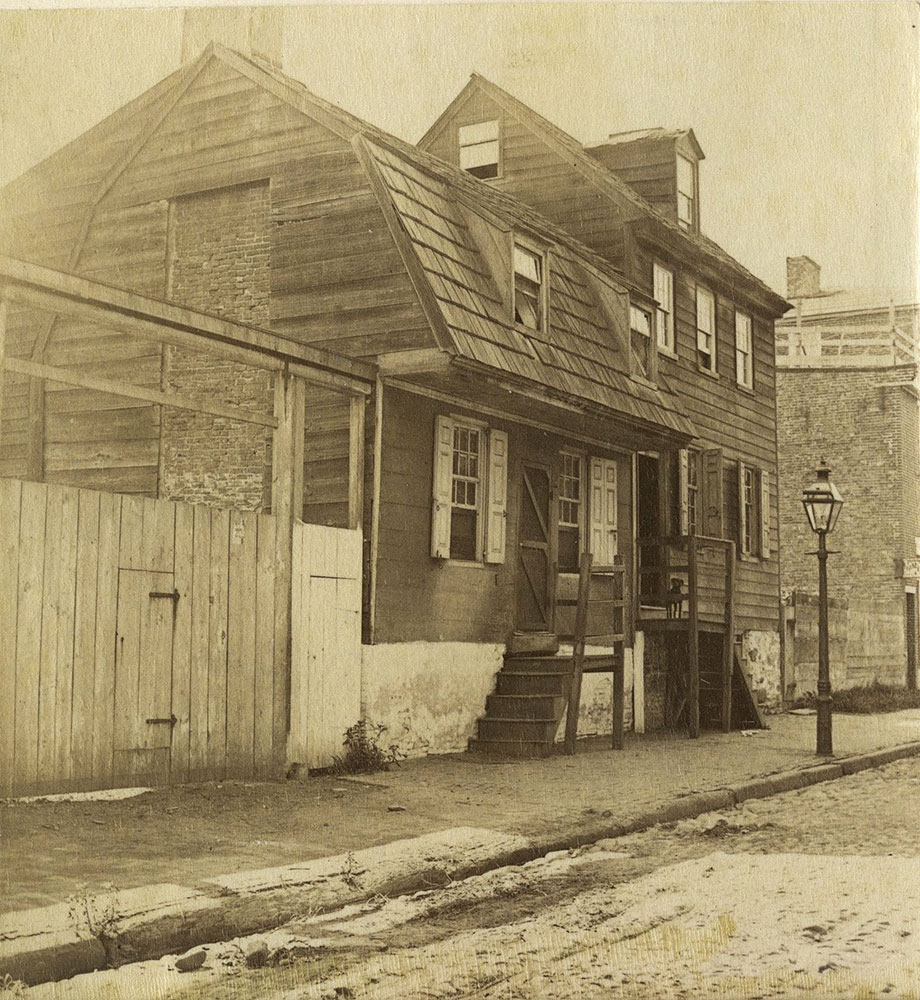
[4,740,919,987]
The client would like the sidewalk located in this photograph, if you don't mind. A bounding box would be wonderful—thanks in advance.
[3,710,919,917]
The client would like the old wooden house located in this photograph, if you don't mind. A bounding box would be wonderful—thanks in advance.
[0,48,787,792]
[420,76,790,724]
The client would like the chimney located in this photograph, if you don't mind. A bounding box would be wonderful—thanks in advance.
[786,256,821,299]
[181,7,283,69]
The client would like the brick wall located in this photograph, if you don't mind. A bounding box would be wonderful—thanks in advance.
[777,365,913,682]
[160,182,273,510]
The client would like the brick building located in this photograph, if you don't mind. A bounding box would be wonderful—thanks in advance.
[776,256,920,694]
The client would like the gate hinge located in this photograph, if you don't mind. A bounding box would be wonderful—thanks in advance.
[145,714,178,727]
[149,589,180,603]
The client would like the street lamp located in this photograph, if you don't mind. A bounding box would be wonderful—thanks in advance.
[801,460,843,755]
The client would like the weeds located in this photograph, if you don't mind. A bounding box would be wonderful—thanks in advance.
[66,882,120,941]
[0,975,27,997]
[791,681,920,714]
[330,721,405,775]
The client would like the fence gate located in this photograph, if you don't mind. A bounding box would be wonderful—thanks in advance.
[114,569,177,785]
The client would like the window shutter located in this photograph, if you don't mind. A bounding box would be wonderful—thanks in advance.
[678,449,689,535]
[701,448,723,538]
[760,468,771,558]
[737,459,749,555]
[484,429,508,564]
[589,458,618,565]
[431,415,453,558]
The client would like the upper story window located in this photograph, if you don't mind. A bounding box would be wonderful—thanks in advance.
[735,310,753,389]
[677,153,697,230]
[629,304,653,378]
[459,120,500,179]
[653,262,675,354]
[695,285,716,373]
[513,245,544,331]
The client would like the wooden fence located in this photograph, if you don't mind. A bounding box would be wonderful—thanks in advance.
[0,478,363,795]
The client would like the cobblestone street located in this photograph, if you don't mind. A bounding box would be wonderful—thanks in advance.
[32,757,920,999]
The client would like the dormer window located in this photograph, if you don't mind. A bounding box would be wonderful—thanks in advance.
[629,304,653,378]
[513,245,544,330]
[677,153,697,230]
[459,120,500,179]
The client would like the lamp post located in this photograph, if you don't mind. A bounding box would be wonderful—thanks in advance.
[801,460,844,756]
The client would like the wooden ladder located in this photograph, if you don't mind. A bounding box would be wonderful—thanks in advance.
[561,552,627,754]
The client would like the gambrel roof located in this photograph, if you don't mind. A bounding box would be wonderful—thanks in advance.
[421,73,788,316]
[0,45,695,441]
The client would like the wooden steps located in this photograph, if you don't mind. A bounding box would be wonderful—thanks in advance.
[468,653,571,756]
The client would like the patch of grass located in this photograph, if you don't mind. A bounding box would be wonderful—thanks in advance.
[791,681,920,714]
[330,720,405,775]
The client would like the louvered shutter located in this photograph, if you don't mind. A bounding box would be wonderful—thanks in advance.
[589,458,618,565]
[678,450,690,535]
[701,448,723,538]
[760,469,771,558]
[484,429,508,563]
[431,415,453,558]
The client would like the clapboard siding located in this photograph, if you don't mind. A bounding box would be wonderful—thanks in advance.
[373,386,634,644]
[423,87,780,632]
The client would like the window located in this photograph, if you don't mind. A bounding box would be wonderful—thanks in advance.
[459,120,500,179]
[630,304,653,378]
[735,310,753,388]
[653,263,675,354]
[695,285,716,372]
[736,461,771,558]
[558,453,583,572]
[685,450,700,536]
[513,245,544,331]
[432,415,507,563]
[677,153,696,230]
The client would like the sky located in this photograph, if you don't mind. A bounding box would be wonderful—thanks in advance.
[0,2,917,300]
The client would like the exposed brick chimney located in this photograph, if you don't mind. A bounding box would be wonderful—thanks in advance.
[181,7,283,69]
[786,256,821,299]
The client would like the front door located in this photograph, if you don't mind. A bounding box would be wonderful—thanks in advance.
[516,464,554,632]
[114,569,176,785]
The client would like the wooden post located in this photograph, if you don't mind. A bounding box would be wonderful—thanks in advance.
[348,394,366,531]
[612,655,625,750]
[0,294,6,433]
[271,370,305,772]
[27,377,45,482]
[564,552,592,755]
[687,534,700,738]
[722,541,736,732]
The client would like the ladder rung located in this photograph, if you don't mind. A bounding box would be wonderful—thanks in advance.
[584,632,625,645]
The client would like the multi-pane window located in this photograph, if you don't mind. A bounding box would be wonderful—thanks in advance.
[677,154,696,230]
[630,305,653,378]
[742,464,757,556]
[459,120,500,179]
[696,285,716,372]
[514,245,544,330]
[653,263,675,353]
[735,310,753,388]
[687,450,700,536]
[558,453,583,572]
[450,424,481,560]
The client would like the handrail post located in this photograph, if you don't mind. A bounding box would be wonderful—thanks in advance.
[564,551,592,754]
[722,541,736,732]
[687,534,699,738]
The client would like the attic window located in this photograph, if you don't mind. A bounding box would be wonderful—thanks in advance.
[513,245,544,330]
[459,120,500,179]
[677,153,696,230]
[629,305,653,378]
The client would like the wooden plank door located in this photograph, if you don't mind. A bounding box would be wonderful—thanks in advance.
[515,464,555,632]
[114,569,176,785]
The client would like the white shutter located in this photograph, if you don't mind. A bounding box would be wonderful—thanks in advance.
[431,415,453,558]
[678,449,689,535]
[737,459,749,555]
[760,468,771,558]
[484,429,508,564]
[589,458,618,566]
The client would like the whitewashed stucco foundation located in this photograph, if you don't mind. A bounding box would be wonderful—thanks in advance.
[362,642,504,757]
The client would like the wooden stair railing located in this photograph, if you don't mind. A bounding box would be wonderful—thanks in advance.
[561,552,627,754]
